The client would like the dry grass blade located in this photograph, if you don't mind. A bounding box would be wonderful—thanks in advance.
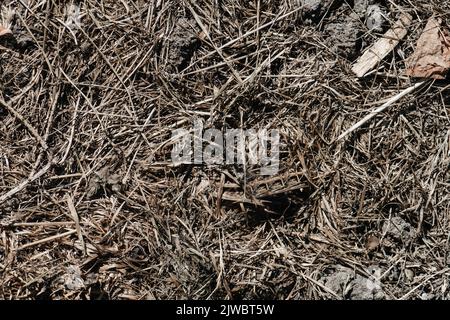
[66,195,86,256]
[336,81,427,141]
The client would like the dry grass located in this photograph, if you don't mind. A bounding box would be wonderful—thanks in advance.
[0,0,449,299]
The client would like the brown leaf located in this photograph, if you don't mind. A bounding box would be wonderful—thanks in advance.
[406,17,450,79]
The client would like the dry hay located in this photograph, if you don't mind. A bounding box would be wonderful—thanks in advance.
[0,0,449,300]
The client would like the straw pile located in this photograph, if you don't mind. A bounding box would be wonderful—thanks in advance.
[0,0,449,299]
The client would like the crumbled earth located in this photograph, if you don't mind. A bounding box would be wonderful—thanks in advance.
[382,217,415,243]
[354,0,370,16]
[323,0,389,58]
[303,0,322,13]
[61,266,85,291]
[324,13,362,59]
[301,0,331,22]
[321,265,385,300]
[165,17,200,72]
[87,167,123,198]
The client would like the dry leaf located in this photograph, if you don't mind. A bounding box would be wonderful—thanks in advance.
[0,6,14,37]
[365,235,380,252]
[406,17,450,79]
[0,25,11,37]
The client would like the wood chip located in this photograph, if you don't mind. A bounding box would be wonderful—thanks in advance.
[352,13,413,78]
[406,17,450,79]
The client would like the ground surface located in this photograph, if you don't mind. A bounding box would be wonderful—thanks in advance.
[0,0,450,300]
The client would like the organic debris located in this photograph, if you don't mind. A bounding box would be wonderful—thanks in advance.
[352,13,412,77]
[0,0,450,301]
[0,25,11,37]
[406,17,450,79]
[0,6,13,37]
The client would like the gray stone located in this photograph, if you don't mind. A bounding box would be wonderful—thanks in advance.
[366,4,385,32]
[63,266,85,291]
[321,266,385,300]
[382,217,415,243]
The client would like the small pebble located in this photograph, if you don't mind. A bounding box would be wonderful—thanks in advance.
[366,5,385,32]
[405,269,415,282]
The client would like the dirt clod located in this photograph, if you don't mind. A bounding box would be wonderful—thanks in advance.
[321,266,385,300]
[382,217,415,243]
[166,17,200,72]
[61,266,85,291]
[87,168,123,198]
[324,14,361,59]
